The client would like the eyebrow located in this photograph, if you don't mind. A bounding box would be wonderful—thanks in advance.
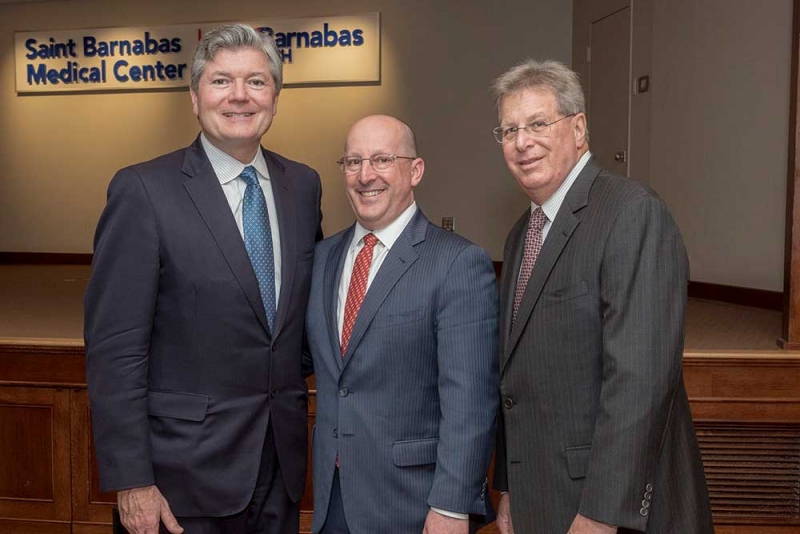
[207,70,268,78]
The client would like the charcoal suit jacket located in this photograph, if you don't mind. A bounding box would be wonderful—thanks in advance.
[85,135,322,516]
[494,157,714,533]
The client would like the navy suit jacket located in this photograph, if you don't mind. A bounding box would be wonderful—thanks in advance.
[306,210,499,533]
[85,136,322,516]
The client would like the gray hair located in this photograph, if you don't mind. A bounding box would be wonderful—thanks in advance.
[491,59,586,117]
[191,24,283,93]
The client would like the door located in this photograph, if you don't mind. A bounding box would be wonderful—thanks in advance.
[589,6,631,176]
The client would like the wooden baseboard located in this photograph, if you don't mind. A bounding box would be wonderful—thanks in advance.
[493,262,781,312]
[688,281,782,311]
[0,253,92,265]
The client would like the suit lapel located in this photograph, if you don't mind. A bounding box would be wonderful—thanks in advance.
[502,158,601,373]
[323,227,353,370]
[500,210,529,352]
[182,137,271,335]
[265,149,294,337]
[340,210,426,371]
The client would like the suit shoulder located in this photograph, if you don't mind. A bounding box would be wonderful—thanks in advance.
[264,149,320,180]
[124,146,187,175]
[591,168,667,210]
[108,146,190,195]
[315,226,350,253]
[424,223,491,262]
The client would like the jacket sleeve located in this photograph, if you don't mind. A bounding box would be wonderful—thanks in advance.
[577,193,689,531]
[84,168,160,492]
[427,244,500,515]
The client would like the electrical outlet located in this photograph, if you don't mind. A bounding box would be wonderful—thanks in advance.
[442,217,455,232]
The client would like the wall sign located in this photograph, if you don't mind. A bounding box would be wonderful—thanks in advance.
[15,14,380,94]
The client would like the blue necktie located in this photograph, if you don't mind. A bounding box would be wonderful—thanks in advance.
[240,165,277,331]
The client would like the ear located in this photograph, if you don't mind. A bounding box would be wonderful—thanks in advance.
[272,91,280,117]
[410,157,425,187]
[573,113,587,149]
[190,89,199,117]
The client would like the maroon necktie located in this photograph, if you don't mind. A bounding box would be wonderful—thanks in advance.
[341,233,379,355]
[512,208,548,325]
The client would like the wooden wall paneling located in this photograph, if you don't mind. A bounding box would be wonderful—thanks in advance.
[71,389,115,533]
[684,352,800,528]
[0,386,72,529]
[0,339,85,387]
[300,377,316,534]
[0,518,71,533]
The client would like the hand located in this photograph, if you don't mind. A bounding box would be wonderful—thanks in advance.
[422,509,468,534]
[496,493,514,534]
[118,485,183,534]
[567,513,617,534]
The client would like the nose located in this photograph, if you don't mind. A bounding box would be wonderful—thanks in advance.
[229,79,249,102]
[357,160,377,184]
[514,128,536,152]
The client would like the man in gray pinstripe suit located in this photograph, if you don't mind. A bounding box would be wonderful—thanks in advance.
[491,60,713,533]
[305,115,499,533]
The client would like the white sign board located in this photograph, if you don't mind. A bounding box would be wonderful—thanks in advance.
[15,14,380,94]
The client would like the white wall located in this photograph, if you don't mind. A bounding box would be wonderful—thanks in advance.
[0,0,572,258]
[649,0,791,291]
[574,0,791,292]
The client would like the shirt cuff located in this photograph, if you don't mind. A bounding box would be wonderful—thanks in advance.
[431,507,468,520]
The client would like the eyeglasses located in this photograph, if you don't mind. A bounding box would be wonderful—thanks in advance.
[336,154,416,173]
[492,113,576,143]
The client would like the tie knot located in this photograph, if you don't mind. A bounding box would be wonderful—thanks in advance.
[530,208,548,231]
[362,233,379,248]
[239,165,259,187]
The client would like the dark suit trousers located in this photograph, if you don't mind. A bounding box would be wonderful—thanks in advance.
[160,422,299,534]
[320,468,349,534]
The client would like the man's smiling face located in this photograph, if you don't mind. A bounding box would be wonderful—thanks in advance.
[191,46,279,163]
[343,115,423,231]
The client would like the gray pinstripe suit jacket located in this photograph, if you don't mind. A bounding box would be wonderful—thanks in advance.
[494,158,714,533]
[306,209,499,533]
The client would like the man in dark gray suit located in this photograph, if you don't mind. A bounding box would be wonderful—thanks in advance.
[491,60,713,533]
[84,24,321,534]
[305,115,498,533]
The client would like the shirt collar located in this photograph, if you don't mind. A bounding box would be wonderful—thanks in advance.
[200,133,270,184]
[532,151,592,222]
[352,202,418,250]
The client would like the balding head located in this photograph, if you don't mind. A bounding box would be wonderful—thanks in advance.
[345,114,418,156]
[341,114,424,231]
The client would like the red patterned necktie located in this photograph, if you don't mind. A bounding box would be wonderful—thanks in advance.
[512,208,548,325]
[341,233,379,355]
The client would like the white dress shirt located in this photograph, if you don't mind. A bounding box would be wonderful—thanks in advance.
[530,150,592,244]
[335,201,467,521]
[201,134,282,304]
[336,202,417,339]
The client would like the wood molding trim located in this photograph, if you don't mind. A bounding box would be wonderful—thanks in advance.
[0,253,92,265]
[783,0,800,345]
[493,261,782,311]
[688,281,782,311]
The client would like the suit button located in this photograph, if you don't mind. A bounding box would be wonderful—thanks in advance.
[503,397,515,409]
[269,388,276,399]
[639,507,649,517]
[333,429,338,438]
[645,483,653,492]
[641,500,650,508]
[339,388,349,397]
[644,491,652,501]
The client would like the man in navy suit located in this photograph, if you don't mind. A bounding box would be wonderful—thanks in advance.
[305,115,498,533]
[85,24,322,534]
